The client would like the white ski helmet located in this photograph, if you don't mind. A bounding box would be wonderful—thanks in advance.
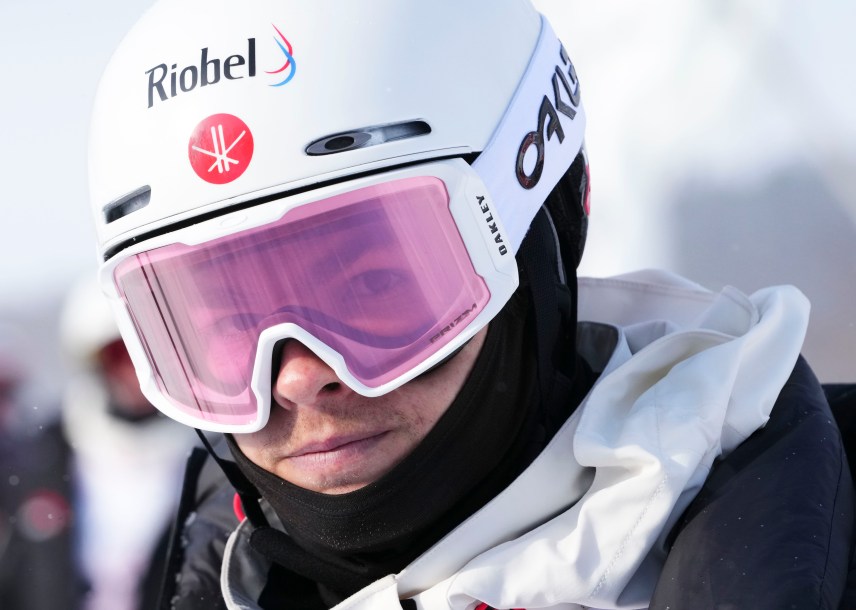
[89,0,587,431]
[59,274,121,367]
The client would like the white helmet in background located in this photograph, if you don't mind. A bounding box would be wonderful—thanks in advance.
[59,274,120,367]
[89,0,587,432]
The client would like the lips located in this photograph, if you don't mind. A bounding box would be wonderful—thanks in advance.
[288,431,388,458]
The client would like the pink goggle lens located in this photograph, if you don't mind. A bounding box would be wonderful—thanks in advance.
[114,176,490,426]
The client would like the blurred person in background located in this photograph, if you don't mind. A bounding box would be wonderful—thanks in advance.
[0,322,40,577]
[0,275,194,610]
[0,318,78,609]
[0,324,30,434]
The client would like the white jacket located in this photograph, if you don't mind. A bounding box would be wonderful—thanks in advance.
[220,270,810,610]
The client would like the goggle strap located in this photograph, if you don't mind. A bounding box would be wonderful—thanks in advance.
[519,206,584,439]
[519,208,563,403]
[194,429,270,528]
[473,15,586,254]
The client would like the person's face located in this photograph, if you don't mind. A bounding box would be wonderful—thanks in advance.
[233,327,486,495]
[97,339,157,418]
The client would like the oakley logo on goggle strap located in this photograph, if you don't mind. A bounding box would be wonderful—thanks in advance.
[188,113,254,184]
[145,25,297,108]
[516,44,580,190]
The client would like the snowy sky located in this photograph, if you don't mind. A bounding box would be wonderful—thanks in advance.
[1,0,854,382]
[0,0,157,305]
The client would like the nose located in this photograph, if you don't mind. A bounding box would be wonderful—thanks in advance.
[272,340,346,408]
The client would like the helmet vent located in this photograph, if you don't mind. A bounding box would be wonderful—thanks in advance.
[103,186,151,224]
[305,120,431,156]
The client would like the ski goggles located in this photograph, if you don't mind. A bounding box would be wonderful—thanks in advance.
[100,159,518,432]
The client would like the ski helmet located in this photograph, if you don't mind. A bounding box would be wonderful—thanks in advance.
[89,0,588,431]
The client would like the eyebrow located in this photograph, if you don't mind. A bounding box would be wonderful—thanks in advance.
[180,202,401,288]
[305,234,388,278]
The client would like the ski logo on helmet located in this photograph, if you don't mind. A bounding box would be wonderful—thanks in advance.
[188,113,254,184]
[145,25,297,108]
[516,45,580,190]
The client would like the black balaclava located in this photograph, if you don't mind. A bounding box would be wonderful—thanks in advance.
[225,155,594,607]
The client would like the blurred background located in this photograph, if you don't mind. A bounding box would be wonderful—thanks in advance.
[542,0,856,385]
[1,0,854,430]
[1,0,160,423]
[1,5,193,608]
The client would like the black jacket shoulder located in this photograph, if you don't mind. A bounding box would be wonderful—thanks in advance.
[651,357,855,609]
[158,442,236,610]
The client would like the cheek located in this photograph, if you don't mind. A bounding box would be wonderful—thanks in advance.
[398,327,488,434]
[203,334,256,385]
[411,386,459,431]
[232,432,259,457]
[234,402,298,458]
[232,429,276,468]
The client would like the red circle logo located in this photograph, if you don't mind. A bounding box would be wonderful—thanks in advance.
[188,113,254,184]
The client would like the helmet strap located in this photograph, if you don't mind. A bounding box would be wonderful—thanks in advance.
[194,428,270,528]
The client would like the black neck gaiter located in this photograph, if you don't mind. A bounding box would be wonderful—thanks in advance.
[226,288,591,607]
